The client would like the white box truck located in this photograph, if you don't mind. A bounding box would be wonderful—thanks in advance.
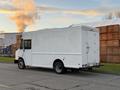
[15,25,100,74]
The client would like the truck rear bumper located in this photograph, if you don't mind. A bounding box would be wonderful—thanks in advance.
[81,63,100,68]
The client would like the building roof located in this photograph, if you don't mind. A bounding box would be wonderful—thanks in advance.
[73,19,120,27]
[0,33,19,47]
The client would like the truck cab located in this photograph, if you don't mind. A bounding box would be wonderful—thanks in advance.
[15,36,32,65]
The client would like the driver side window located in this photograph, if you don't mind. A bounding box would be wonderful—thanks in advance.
[20,39,31,49]
[24,39,32,49]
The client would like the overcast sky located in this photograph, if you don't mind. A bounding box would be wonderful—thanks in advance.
[0,0,120,32]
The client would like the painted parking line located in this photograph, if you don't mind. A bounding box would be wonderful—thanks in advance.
[0,84,11,88]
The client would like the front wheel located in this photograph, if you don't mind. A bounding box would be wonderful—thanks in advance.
[53,61,66,74]
[18,58,26,69]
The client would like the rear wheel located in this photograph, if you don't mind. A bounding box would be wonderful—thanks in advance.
[18,58,26,69]
[53,61,66,74]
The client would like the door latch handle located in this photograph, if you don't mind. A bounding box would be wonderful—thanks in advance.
[86,46,90,54]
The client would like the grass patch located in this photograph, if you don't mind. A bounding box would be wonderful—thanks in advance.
[0,57,14,63]
[94,63,120,75]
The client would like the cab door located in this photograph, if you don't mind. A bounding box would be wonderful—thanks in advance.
[23,39,32,66]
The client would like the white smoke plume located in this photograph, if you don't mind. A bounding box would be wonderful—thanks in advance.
[0,0,37,32]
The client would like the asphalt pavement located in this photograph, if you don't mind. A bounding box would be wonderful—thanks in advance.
[0,63,120,90]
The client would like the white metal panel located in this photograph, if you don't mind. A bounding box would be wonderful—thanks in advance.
[87,30,99,65]
[31,53,82,68]
[15,49,23,60]
[81,30,88,65]
[81,26,100,66]
[30,27,83,68]
[32,27,82,54]
[23,50,32,65]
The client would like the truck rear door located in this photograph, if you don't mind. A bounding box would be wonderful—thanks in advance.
[87,30,99,66]
[82,28,99,67]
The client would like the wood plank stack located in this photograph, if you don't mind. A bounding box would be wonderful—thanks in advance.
[98,25,120,63]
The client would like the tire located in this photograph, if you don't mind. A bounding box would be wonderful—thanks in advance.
[18,58,26,69]
[53,61,65,74]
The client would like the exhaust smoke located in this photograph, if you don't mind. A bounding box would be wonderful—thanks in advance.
[0,0,37,32]
[11,0,36,32]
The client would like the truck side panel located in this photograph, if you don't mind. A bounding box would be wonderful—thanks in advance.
[31,54,82,68]
[31,28,82,68]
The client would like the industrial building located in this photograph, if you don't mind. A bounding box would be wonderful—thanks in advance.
[0,33,19,57]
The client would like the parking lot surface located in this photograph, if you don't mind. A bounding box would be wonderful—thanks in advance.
[0,63,120,90]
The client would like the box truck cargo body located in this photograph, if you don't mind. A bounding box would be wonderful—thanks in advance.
[15,25,100,73]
